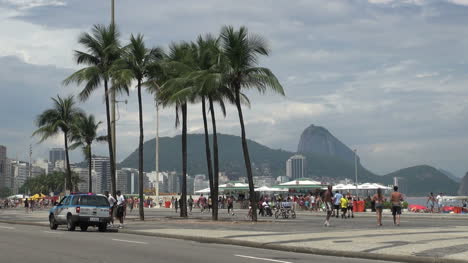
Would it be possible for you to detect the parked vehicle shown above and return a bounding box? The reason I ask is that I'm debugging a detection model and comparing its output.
[49,193,111,232]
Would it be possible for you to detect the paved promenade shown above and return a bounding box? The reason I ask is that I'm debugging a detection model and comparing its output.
[1,207,468,262]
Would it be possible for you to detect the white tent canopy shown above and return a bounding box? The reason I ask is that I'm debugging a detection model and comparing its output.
[279,179,322,186]
[333,184,357,190]
[358,183,392,190]
[195,188,213,194]
[255,186,288,192]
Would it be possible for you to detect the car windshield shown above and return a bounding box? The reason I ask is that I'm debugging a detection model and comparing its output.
[79,196,109,207]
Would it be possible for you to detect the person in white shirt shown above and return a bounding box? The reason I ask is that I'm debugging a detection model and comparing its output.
[105,191,116,226]
[116,191,126,228]
[436,193,443,213]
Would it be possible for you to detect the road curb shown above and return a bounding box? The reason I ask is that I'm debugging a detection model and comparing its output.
[1,219,466,263]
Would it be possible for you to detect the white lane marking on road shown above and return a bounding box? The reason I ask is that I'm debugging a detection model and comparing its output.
[234,254,293,263]
[111,239,148,245]
[43,231,62,234]
[0,225,15,230]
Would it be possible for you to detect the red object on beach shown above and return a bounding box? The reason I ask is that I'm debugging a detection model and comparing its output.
[164,201,171,208]
[453,207,462,214]
[442,206,454,212]
[409,204,426,210]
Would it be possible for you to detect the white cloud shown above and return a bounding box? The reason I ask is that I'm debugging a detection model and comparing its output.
[446,0,468,6]
[1,0,65,9]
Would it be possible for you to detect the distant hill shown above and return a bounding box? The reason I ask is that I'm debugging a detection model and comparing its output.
[119,133,376,181]
[439,169,461,183]
[458,172,468,195]
[381,165,459,196]
[297,124,359,165]
[119,131,458,196]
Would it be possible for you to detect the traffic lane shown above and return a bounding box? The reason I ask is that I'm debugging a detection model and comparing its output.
[0,223,396,263]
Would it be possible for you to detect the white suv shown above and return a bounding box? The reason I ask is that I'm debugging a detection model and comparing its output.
[49,193,111,232]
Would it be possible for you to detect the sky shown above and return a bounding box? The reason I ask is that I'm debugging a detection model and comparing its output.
[1,0,468,177]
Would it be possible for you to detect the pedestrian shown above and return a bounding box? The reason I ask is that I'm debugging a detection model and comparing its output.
[174,197,179,213]
[436,193,443,213]
[427,192,436,213]
[199,194,207,213]
[346,193,354,218]
[324,185,333,227]
[129,197,134,213]
[188,195,193,214]
[105,191,116,227]
[333,191,343,218]
[24,198,29,213]
[373,188,385,226]
[116,191,125,228]
[159,198,163,208]
[208,196,212,212]
[227,195,235,216]
[391,186,404,226]
[340,195,348,219]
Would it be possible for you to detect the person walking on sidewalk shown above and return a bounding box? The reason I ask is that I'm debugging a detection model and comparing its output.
[199,194,207,213]
[116,191,125,229]
[333,191,343,218]
[373,188,386,226]
[24,198,29,213]
[340,195,348,219]
[188,195,194,214]
[324,185,333,227]
[427,192,436,213]
[105,191,116,227]
[391,186,404,226]
[174,197,179,213]
[346,192,354,218]
[227,195,235,216]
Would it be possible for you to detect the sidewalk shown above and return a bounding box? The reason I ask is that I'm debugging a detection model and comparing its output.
[1,208,468,263]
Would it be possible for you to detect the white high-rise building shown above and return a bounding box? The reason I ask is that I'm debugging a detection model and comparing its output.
[34,159,53,175]
[286,154,306,180]
[12,161,29,194]
[73,167,97,193]
[92,156,111,194]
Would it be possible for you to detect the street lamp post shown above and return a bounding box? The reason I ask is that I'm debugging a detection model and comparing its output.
[155,100,160,206]
[354,149,358,197]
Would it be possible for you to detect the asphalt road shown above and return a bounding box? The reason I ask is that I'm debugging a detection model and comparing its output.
[0,223,396,263]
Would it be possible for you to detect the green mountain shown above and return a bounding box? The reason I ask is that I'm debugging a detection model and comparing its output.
[381,165,458,196]
[119,134,458,196]
[120,133,375,181]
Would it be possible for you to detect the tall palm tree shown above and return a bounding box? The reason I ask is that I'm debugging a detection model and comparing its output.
[33,95,83,191]
[116,34,164,220]
[69,114,105,193]
[219,26,284,221]
[158,42,195,218]
[63,24,125,197]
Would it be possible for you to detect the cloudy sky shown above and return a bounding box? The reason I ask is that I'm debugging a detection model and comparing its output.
[1,0,468,177]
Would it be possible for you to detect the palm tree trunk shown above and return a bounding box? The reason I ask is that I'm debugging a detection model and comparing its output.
[208,96,219,221]
[180,103,188,218]
[235,88,257,221]
[88,144,92,193]
[201,97,214,209]
[64,131,72,192]
[104,79,116,197]
[137,79,145,221]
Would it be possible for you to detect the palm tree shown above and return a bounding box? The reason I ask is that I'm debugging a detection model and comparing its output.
[33,95,83,191]
[219,26,284,221]
[69,114,105,193]
[63,24,125,197]
[116,34,164,220]
[158,42,196,218]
